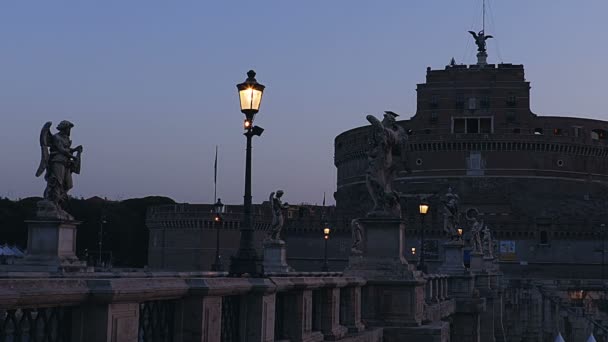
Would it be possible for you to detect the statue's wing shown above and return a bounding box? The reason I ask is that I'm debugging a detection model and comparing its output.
[468,31,477,39]
[269,192,275,208]
[35,122,52,177]
[485,35,494,40]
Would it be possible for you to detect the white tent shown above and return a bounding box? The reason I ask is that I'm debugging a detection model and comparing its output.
[554,332,565,342]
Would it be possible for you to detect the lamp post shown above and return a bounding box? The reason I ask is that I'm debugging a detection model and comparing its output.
[417,201,429,272]
[211,198,224,271]
[98,216,107,267]
[323,225,331,272]
[601,223,606,287]
[230,70,265,276]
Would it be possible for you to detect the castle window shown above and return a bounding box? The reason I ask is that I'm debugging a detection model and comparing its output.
[454,118,465,133]
[507,95,516,107]
[506,110,516,122]
[480,118,492,133]
[468,97,477,110]
[455,94,465,109]
[573,126,582,137]
[480,96,490,109]
[430,95,439,108]
[534,128,543,135]
[540,231,549,244]
[467,119,479,133]
[453,117,493,134]
[430,111,438,122]
[554,128,562,136]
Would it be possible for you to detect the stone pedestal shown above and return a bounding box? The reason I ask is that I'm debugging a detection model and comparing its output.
[476,51,488,66]
[438,240,466,275]
[345,218,416,279]
[6,219,86,272]
[483,256,497,272]
[345,217,426,328]
[262,239,293,274]
[470,252,484,273]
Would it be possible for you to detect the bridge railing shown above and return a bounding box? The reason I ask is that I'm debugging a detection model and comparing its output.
[0,272,367,342]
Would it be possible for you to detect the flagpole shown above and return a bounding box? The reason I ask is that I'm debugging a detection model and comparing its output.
[214,145,218,203]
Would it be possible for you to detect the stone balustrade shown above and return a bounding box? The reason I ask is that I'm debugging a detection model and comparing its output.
[422,274,455,324]
[0,271,381,342]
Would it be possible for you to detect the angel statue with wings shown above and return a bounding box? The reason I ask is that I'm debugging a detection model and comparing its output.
[365,111,410,218]
[35,121,83,219]
[468,30,493,53]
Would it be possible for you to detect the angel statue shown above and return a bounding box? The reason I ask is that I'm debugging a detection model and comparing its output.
[470,218,484,254]
[441,187,461,240]
[482,225,494,258]
[468,30,493,53]
[35,121,83,220]
[365,111,410,218]
[350,219,363,254]
[268,190,289,241]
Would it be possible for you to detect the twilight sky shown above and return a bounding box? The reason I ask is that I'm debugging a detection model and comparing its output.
[1,0,607,205]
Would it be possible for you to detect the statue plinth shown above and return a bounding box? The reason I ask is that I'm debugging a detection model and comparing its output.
[470,252,484,272]
[262,239,293,274]
[346,217,426,327]
[6,214,87,272]
[438,240,467,275]
[483,256,498,273]
[476,51,488,66]
[345,217,417,279]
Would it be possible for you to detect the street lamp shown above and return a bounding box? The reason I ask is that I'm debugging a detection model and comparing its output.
[417,201,429,272]
[601,223,606,287]
[98,216,107,267]
[230,70,265,276]
[211,198,224,271]
[323,225,331,272]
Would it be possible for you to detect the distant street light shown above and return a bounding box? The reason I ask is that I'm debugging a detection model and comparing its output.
[98,216,107,267]
[323,224,331,272]
[417,201,429,272]
[211,198,224,271]
[230,70,266,276]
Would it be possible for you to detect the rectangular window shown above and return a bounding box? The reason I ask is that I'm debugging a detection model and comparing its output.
[480,118,492,133]
[480,96,490,109]
[554,128,562,136]
[452,117,493,134]
[454,119,465,133]
[468,98,477,110]
[467,118,479,133]
[430,111,438,122]
[506,110,516,122]
[456,94,465,109]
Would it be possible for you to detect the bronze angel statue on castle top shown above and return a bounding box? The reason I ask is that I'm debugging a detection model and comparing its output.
[468,30,493,53]
[35,121,83,219]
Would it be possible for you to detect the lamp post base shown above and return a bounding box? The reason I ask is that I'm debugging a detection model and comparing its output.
[229,251,261,277]
[211,258,224,272]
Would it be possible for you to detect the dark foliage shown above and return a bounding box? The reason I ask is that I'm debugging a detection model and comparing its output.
[0,196,175,267]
